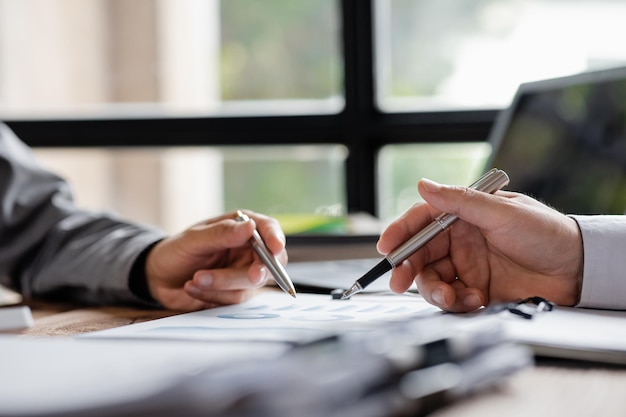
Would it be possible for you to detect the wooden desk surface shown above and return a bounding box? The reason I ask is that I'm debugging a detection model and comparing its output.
[8,300,626,417]
[14,300,179,337]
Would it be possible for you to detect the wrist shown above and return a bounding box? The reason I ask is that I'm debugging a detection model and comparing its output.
[128,240,162,304]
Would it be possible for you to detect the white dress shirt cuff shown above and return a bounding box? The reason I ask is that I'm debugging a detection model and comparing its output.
[570,215,626,310]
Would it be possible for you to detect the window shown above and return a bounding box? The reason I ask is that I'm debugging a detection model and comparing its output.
[375,0,626,111]
[0,0,342,117]
[377,142,491,225]
[372,0,626,223]
[34,144,347,234]
[3,0,622,233]
[1,0,346,234]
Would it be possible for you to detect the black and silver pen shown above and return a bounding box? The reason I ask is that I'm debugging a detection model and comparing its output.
[341,168,510,300]
[235,210,296,298]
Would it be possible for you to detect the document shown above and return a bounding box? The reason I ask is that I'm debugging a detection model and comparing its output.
[0,336,287,417]
[0,298,528,417]
[84,289,626,364]
[84,292,440,344]
[498,306,626,364]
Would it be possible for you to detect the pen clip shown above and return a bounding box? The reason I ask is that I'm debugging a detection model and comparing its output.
[235,210,250,223]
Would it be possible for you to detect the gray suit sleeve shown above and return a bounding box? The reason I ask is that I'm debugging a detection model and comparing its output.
[0,123,166,305]
[570,215,626,310]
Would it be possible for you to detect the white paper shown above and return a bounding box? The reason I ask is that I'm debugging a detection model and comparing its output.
[501,306,626,363]
[0,337,287,416]
[84,292,441,344]
[0,306,33,331]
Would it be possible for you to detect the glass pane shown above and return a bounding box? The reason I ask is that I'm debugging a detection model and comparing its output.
[220,0,342,112]
[221,146,346,212]
[0,0,342,118]
[33,144,348,235]
[375,0,626,111]
[376,142,491,225]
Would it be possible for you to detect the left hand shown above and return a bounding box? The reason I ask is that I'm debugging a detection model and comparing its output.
[144,210,287,311]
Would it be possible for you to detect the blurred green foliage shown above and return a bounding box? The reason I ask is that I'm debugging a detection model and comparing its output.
[220,0,341,100]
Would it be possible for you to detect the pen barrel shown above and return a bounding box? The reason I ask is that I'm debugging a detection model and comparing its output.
[470,168,510,194]
[387,214,457,267]
[387,168,509,268]
[249,230,294,294]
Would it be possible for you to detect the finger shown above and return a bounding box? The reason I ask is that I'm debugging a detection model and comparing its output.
[388,259,418,294]
[243,210,287,258]
[386,227,452,294]
[414,260,486,313]
[185,281,261,306]
[156,287,213,312]
[184,216,287,270]
[377,202,439,255]
[191,265,270,292]
[231,210,288,267]
[183,219,257,256]
[417,178,515,231]
[413,255,462,308]
[414,266,456,310]
[443,285,484,313]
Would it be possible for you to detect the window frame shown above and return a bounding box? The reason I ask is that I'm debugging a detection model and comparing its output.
[4,0,497,217]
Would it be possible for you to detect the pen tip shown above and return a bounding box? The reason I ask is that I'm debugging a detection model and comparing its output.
[289,289,296,298]
[340,284,360,300]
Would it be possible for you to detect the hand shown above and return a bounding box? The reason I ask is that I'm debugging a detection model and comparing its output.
[377,178,584,312]
[144,210,287,311]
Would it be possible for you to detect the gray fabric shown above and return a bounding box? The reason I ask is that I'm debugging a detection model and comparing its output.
[0,122,165,305]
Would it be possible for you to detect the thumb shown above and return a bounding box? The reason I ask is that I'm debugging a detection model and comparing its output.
[187,219,256,253]
[417,178,510,231]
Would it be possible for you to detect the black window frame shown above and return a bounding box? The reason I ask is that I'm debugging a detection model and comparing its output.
[4,0,497,217]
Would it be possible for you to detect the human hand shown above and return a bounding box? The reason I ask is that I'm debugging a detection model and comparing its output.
[144,210,287,311]
[377,178,583,312]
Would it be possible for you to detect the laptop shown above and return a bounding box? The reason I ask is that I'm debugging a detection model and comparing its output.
[485,66,626,215]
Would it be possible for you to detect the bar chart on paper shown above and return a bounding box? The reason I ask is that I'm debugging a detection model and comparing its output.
[83,292,440,344]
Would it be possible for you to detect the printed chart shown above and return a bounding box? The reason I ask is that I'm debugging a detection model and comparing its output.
[84,292,440,344]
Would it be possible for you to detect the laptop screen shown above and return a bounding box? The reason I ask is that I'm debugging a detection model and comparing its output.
[485,66,626,215]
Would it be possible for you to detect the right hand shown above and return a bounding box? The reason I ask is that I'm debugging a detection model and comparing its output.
[144,210,287,311]
[377,178,584,312]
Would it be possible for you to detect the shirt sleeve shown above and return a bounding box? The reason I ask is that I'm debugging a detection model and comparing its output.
[570,215,626,310]
[0,122,166,306]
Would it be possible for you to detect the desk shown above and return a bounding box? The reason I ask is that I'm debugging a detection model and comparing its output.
[9,300,626,417]
[15,300,178,337]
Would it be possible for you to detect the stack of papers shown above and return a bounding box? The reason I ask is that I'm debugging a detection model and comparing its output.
[1,293,531,417]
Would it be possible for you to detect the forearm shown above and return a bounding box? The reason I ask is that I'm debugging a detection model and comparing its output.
[17,211,165,305]
[0,122,166,305]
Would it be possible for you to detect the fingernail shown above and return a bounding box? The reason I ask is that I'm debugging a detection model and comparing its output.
[432,288,446,306]
[258,267,269,284]
[464,294,482,309]
[421,178,441,192]
[197,273,213,287]
[187,284,201,296]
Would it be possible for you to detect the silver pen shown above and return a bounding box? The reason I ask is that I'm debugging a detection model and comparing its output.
[235,210,296,298]
[341,168,510,300]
